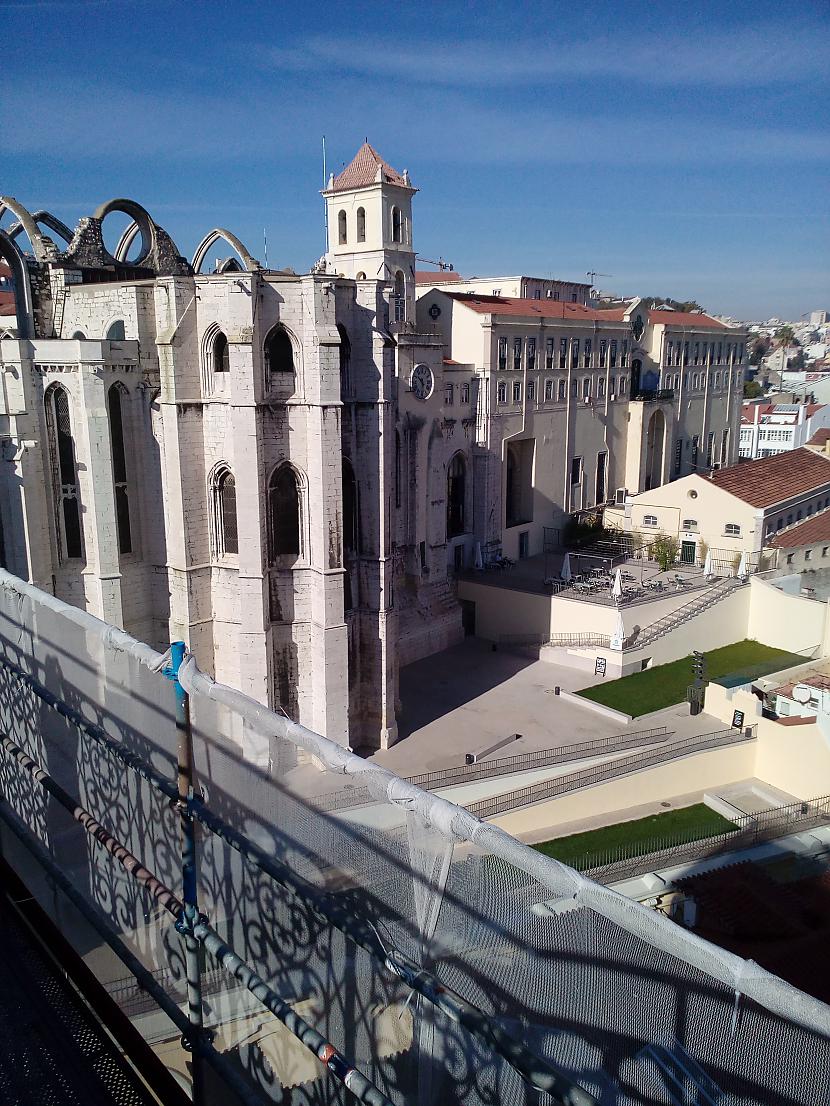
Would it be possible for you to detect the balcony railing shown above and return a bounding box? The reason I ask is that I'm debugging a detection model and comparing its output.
[632,388,675,402]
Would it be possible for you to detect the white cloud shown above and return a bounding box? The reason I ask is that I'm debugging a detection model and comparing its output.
[263,23,829,89]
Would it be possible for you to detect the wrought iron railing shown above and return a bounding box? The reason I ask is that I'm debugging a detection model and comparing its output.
[582,793,830,884]
[318,726,673,811]
[465,726,755,821]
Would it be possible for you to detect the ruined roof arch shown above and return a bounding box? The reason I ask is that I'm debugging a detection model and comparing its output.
[0,228,35,339]
[92,198,156,267]
[6,209,73,247]
[0,197,58,262]
[191,228,260,274]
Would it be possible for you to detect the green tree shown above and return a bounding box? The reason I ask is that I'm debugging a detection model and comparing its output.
[749,336,770,365]
[743,379,763,398]
[651,532,680,572]
[776,325,795,344]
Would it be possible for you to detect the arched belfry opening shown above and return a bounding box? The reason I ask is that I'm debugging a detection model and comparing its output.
[645,409,666,491]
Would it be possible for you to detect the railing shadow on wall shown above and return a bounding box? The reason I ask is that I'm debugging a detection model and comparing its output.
[0,588,827,1106]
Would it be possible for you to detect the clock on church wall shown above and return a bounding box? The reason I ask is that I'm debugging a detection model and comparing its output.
[410,363,434,400]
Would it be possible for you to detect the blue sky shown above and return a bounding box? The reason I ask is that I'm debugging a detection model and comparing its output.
[2,0,828,320]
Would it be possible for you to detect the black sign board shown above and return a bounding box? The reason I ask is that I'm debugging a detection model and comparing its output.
[732,709,745,730]
[595,657,607,678]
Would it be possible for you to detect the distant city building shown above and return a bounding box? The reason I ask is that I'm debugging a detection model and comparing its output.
[739,400,830,460]
[416,272,591,305]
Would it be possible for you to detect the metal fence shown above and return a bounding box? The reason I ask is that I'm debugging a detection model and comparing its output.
[583,793,830,885]
[466,726,755,820]
[318,726,674,811]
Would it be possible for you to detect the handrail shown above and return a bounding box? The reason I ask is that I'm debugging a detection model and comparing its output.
[319,726,673,810]
[0,648,598,1106]
[466,727,755,820]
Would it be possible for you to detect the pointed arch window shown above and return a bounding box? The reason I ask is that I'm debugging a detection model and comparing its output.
[337,324,352,399]
[447,453,467,538]
[394,270,405,323]
[213,331,230,373]
[338,210,347,245]
[45,384,83,560]
[264,325,295,386]
[108,384,132,555]
[268,465,302,560]
[342,458,358,555]
[391,207,402,243]
[356,207,366,243]
[211,465,238,558]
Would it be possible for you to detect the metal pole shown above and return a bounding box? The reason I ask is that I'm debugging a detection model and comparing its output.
[166,641,207,1102]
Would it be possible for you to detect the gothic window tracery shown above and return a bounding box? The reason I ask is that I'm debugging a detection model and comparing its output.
[107,383,132,555]
[211,465,238,558]
[268,465,302,559]
[45,384,83,560]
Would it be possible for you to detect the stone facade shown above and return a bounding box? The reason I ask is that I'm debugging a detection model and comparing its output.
[0,151,747,754]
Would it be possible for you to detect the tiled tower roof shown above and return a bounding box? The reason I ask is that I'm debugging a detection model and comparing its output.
[329,142,411,192]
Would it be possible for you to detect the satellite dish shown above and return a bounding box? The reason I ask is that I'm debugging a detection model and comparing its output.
[792,684,813,704]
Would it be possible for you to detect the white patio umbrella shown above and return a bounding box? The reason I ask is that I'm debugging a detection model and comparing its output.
[737,550,748,578]
[703,549,713,577]
[611,568,624,601]
[610,609,626,650]
[474,541,483,570]
[561,552,572,582]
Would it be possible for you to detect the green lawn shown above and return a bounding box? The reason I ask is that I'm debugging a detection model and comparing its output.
[533,803,736,870]
[577,640,804,718]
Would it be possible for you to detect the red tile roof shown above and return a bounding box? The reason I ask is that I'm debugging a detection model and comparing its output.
[707,448,830,508]
[768,508,830,549]
[329,142,409,193]
[809,428,830,446]
[416,270,462,284]
[649,309,730,329]
[446,294,627,322]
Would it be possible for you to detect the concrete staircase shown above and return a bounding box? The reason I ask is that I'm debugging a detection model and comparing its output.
[633,576,749,648]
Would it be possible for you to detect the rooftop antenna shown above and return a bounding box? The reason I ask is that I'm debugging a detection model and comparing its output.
[263,228,268,270]
[322,135,329,253]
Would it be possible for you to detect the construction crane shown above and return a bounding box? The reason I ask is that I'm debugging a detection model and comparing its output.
[417,256,455,272]
[586,270,612,287]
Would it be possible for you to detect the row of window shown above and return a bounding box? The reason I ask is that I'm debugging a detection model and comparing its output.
[496,375,630,405]
[758,428,793,441]
[661,369,743,392]
[203,322,358,400]
[671,429,731,475]
[569,451,609,503]
[664,339,745,367]
[497,335,630,372]
[766,497,830,536]
[337,205,407,245]
[444,382,471,406]
[642,514,742,537]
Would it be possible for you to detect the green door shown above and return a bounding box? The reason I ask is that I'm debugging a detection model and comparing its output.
[681,540,696,565]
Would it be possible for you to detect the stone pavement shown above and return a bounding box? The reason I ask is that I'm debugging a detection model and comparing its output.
[372,638,727,777]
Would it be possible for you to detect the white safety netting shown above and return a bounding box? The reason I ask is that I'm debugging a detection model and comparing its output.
[0,569,827,1106]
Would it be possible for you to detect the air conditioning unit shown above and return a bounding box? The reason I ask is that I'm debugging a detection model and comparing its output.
[615,488,627,506]
[583,395,592,404]
[712,461,722,470]
[609,392,616,401]
[545,289,553,298]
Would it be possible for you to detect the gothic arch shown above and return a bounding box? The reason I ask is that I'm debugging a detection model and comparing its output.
[446,450,468,538]
[6,208,73,247]
[92,198,157,267]
[0,229,34,339]
[267,462,306,561]
[0,197,57,262]
[191,228,260,274]
[209,461,238,558]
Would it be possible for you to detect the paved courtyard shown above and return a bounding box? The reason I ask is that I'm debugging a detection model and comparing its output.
[372,638,725,776]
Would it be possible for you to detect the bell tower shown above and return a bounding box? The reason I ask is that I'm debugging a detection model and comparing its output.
[322,142,416,323]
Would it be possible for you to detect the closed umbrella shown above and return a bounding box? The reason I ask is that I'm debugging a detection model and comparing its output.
[561,552,572,582]
[610,609,626,650]
[703,549,713,577]
[737,550,748,578]
[612,568,624,601]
